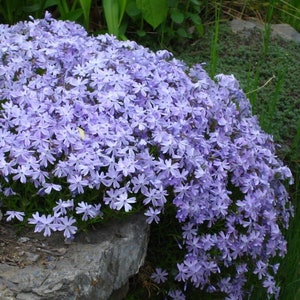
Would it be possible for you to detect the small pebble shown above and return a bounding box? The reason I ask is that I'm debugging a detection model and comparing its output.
[17,237,30,243]
[25,252,40,263]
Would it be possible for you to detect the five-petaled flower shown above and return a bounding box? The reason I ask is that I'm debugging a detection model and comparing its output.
[76,202,98,221]
[56,216,77,239]
[5,211,25,222]
[151,267,168,284]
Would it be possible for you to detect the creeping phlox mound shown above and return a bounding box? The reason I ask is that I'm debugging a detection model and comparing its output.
[0,13,293,299]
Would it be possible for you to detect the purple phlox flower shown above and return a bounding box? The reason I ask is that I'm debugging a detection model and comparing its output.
[38,148,56,167]
[263,275,277,295]
[151,267,168,284]
[194,166,205,179]
[182,223,197,241]
[56,216,77,239]
[174,183,191,199]
[28,212,42,226]
[12,165,31,183]
[53,198,74,215]
[144,207,161,224]
[271,263,280,274]
[42,183,62,194]
[167,289,186,300]
[103,164,123,188]
[143,187,167,207]
[31,168,49,186]
[32,214,57,237]
[92,203,104,218]
[115,156,136,177]
[104,188,120,209]
[254,260,267,280]
[52,212,63,224]
[131,173,148,193]
[112,191,136,212]
[156,158,180,177]
[76,201,97,220]
[5,210,25,222]
[186,236,202,254]
[68,175,89,194]
[132,81,150,96]
[3,188,16,197]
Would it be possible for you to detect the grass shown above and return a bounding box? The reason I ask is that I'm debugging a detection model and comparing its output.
[126,16,300,300]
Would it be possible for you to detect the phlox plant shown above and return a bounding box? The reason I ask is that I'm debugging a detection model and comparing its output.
[0,13,294,299]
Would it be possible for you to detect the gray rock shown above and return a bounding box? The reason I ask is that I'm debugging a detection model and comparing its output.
[272,23,300,42]
[17,237,30,244]
[229,19,300,43]
[230,19,264,33]
[0,213,149,300]
[24,252,40,263]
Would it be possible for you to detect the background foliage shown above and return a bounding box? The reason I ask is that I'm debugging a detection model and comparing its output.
[0,1,300,40]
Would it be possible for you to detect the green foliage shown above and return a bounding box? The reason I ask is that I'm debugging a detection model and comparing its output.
[0,0,92,30]
[0,0,56,24]
[276,0,300,31]
[136,0,168,29]
[56,0,92,30]
[209,2,221,78]
[103,0,128,39]
[1,1,300,43]
[79,0,92,29]
[104,0,204,43]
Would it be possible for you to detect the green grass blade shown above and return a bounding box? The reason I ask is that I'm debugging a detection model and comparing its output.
[209,3,221,78]
[103,0,120,36]
[118,0,127,27]
[79,0,92,29]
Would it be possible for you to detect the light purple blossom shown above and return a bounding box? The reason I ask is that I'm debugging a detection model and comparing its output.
[31,214,57,237]
[28,212,42,226]
[112,191,136,212]
[56,216,77,238]
[5,210,25,221]
[76,201,97,220]
[92,203,104,218]
[53,199,74,215]
[68,175,89,194]
[144,207,161,224]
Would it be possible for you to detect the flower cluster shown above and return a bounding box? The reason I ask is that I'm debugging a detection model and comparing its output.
[0,14,293,299]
